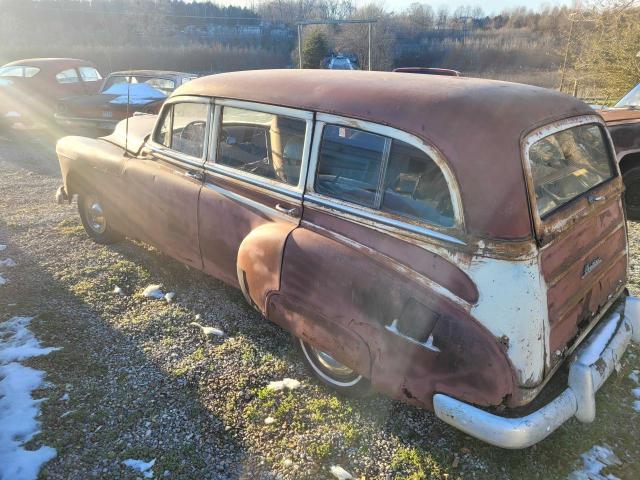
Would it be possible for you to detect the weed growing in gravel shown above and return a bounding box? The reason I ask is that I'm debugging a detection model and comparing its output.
[56,218,84,236]
[390,445,449,480]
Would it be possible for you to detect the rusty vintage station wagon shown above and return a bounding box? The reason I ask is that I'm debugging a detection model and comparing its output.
[55,70,640,448]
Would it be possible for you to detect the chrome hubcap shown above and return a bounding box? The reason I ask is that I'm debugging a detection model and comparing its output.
[85,197,106,234]
[309,345,354,377]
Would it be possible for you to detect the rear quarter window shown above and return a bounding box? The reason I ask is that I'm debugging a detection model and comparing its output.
[527,123,614,217]
[315,124,455,228]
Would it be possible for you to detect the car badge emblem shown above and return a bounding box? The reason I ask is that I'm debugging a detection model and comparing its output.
[582,257,602,278]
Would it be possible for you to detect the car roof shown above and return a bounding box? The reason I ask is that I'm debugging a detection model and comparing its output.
[2,58,96,69]
[108,70,192,78]
[174,69,596,240]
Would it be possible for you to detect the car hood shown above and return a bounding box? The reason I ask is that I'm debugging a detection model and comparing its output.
[599,108,640,124]
[101,113,157,155]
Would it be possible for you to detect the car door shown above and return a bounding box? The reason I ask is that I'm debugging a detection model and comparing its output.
[124,96,210,268]
[198,100,312,312]
[269,114,487,401]
[54,67,87,98]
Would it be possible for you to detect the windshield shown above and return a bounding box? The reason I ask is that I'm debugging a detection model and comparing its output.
[102,75,176,94]
[527,123,614,217]
[615,83,640,108]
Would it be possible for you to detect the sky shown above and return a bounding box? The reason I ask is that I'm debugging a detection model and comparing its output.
[206,0,575,16]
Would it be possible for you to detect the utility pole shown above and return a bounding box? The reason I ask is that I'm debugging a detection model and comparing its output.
[368,23,372,70]
[298,24,303,69]
[559,14,575,93]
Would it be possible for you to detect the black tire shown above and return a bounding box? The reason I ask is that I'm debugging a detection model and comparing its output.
[623,165,640,220]
[77,192,123,245]
[294,336,372,397]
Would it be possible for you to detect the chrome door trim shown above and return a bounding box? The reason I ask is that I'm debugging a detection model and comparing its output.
[203,181,298,224]
[305,193,466,246]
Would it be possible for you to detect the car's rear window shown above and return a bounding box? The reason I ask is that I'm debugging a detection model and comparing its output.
[528,123,614,217]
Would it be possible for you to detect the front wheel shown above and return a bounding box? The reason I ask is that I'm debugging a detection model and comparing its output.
[77,192,123,244]
[295,337,371,397]
[623,165,640,220]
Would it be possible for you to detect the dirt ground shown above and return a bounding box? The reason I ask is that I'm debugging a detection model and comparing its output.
[0,131,638,480]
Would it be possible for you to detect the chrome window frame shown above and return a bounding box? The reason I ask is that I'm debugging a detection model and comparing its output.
[305,113,466,244]
[205,98,314,197]
[521,114,619,224]
[147,95,213,167]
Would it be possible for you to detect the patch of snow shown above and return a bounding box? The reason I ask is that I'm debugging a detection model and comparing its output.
[629,370,640,384]
[113,286,124,296]
[568,444,621,480]
[0,316,59,480]
[122,458,155,478]
[578,315,618,366]
[264,416,275,425]
[267,378,301,391]
[59,410,75,419]
[0,273,6,286]
[0,258,17,268]
[0,245,6,251]
[142,284,164,299]
[59,393,69,402]
[330,465,353,480]
[0,316,60,363]
[189,322,224,337]
[164,292,175,303]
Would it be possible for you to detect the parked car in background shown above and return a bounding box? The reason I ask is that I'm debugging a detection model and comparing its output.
[55,70,197,132]
[599,83,640,218]
[327,55,355,70]
[55,70,640,448]
[0,58,102,131]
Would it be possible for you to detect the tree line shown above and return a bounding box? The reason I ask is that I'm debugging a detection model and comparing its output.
[0,0,638,99]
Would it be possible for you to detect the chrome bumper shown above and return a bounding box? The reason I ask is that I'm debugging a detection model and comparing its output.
[433,296,640,449]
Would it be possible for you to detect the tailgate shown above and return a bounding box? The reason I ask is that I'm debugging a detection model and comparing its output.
[523,116,627,372]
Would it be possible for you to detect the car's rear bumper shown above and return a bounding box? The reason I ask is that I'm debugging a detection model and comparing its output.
[433,296,640,449]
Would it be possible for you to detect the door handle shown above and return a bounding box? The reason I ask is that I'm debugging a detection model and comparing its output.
[185,170,203,181]
[275,203,301,218]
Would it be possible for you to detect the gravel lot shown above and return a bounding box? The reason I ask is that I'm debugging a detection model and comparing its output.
[0,132,639,480]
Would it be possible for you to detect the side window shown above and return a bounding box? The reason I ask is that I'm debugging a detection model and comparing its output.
[154,105,172,147]
[170,103,208,158]
[56,69,80,84]
[24,67,40,78]
[79,67,102,82]
[217,106,306,186]
[382,140,454,227]
[315,125,388,207]
[315,124,455,228]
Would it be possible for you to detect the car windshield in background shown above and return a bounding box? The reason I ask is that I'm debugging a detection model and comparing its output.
[0,65,40,77]
[528,124,614,217]
[102,75,176,94]
[615,83,640,108]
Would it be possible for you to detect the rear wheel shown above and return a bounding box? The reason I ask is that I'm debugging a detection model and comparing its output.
[623,165,640,220]
[77,192,123,244]
[295,337,371,397]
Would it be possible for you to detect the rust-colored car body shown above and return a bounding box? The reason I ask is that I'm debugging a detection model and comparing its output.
[0,58,101,130]
[55,70,640,447]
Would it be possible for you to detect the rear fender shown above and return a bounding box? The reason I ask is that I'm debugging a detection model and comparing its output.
[236,222,297,314]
